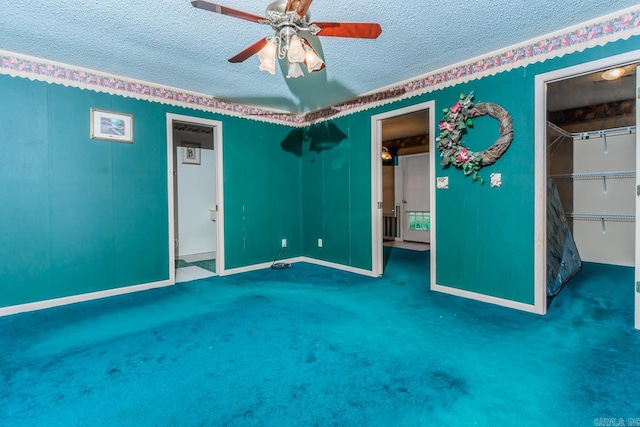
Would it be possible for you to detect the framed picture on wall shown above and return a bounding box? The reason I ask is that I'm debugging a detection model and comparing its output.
[182,142,201,165]
[90,108,133,143]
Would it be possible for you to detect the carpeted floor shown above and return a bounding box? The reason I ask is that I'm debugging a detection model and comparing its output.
[1,248,638,426]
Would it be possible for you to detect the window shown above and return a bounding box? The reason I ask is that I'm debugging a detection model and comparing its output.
[407,211,430,231]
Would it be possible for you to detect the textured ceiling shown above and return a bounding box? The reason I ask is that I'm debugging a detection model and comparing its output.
[1,1,637,113]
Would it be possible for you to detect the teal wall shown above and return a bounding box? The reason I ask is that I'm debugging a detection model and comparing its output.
[223,121,303,269]
[0,75,301,308]
[1,36,638,310]
[304,37,640,305]
[301,114,372,269]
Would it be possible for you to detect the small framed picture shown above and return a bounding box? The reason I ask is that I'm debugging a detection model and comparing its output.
[90,108,133,143]
[182,143,201,165]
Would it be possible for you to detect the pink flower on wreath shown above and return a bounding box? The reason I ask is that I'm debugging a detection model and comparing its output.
[456,148,470,163]
[439,120,455,132]
[450,101,462,114]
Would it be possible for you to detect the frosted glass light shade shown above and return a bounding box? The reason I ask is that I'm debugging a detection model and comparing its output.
[286,62,304,78]
[304,48,324,72]
[287,36,305,63]
[258,39,277,75]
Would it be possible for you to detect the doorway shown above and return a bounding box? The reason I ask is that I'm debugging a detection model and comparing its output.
[371,101,435,277]
[166,113,225,283]
[535,50,640,328]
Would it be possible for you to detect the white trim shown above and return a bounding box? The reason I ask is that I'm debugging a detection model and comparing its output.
[214,121,226,276]
[533,70,548,316]
[305,6,640,124]
[534,49,640,320]
[218,256,377,277]
[0,279,173,317]
[428,108,437,290]
[2,6,638,127]
[370,116,383,277]
[219,257,302,276]
[301,257,378,277]
[370,101,435,277]
[637,65,640,331]
[166,113,225,279]
[431,283,539,314]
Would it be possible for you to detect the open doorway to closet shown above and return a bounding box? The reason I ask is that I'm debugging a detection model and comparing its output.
[536,51,640,328]
[166,113,225,284]
[371,101,435,277]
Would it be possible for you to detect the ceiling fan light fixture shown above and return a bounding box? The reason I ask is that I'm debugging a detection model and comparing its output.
[601,67,626,81]
[287,35,306,63]
[303,43,324,72]
[257,38,277,74]
[286,61,304,78]
[191,0,382,78]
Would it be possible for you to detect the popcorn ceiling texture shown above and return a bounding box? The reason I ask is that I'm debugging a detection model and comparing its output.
[0,0,638,114]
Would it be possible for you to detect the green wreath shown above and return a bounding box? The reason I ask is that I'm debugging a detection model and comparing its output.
[437,92,514,184]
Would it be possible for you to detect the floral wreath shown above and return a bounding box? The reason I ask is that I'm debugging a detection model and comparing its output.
[437,92,513,184]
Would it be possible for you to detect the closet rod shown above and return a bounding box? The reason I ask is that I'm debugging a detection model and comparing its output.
[549,170,635,180]
[568,212,635,222]
[573,125,636,140]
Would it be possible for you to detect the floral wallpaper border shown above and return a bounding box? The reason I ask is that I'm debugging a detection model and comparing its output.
[1,6,639,127]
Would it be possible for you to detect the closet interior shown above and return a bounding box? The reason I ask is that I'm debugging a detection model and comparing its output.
[546,63,637,297]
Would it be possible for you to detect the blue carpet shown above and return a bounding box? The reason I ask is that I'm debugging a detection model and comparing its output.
[1,249,639,426]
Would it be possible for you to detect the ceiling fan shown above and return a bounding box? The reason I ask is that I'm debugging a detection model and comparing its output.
[191,0,382,78]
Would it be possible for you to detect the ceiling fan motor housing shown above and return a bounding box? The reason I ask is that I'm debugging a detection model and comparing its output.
[266,0,311,21]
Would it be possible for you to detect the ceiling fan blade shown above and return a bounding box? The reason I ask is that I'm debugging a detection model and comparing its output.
[228,38,268,63]
[313,22,382,39]
[285,0,314,18]
[191,0,265,23]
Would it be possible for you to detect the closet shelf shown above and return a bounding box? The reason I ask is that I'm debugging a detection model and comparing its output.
[573,126,636,140]
[549,170,635,180]
[568,212,635,222]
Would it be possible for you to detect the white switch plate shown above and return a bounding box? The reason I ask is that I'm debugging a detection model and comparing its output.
[437,177,449,189]
[318,238,323,247]
[490,173,502,188]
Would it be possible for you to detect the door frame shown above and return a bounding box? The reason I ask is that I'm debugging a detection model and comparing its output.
[534,49,640,324]
[166,113,225,282]
[370,101,435,278]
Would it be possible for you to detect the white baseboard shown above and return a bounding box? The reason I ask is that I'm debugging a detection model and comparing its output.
[300,257,378,277]
[214,256,377,278]
[431,283,543,314]
[0,279,173,317]
[0,256,375,317]
[219,257,305,276]
[1,262,536,318]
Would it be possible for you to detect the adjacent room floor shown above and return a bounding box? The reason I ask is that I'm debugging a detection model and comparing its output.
[176,252,216,283]
[1,248,638,426]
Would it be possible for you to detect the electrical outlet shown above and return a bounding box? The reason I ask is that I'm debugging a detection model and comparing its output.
[281,239,287,248]
[318,238,323,247]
